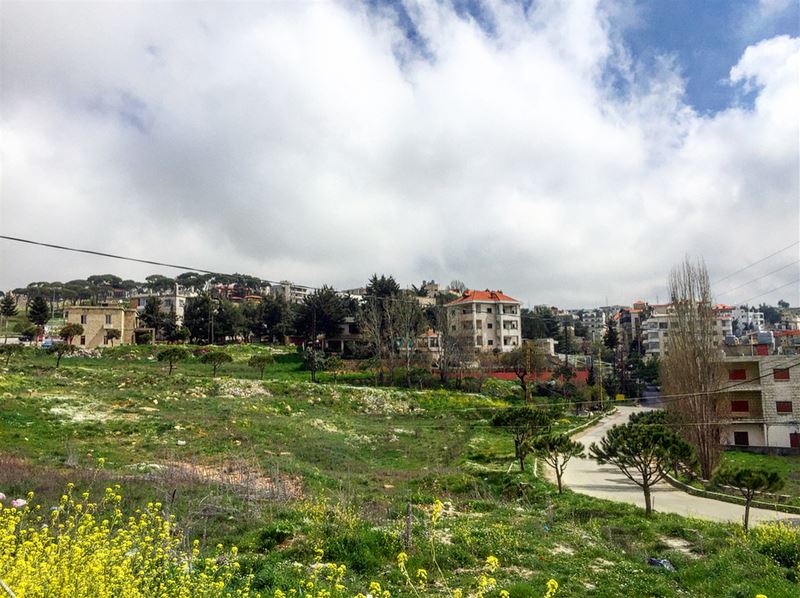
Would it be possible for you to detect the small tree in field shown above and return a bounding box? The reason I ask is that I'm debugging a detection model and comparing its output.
[157,346,189,375]
[325,354,344,384]
[58,323,84,345]
[1,293,18,343]
[0,344,23,366]
[248,353,274,379]
[531,433,585,494]
[590,420,695,516]
[712,466,785,531]
[28,296,50,337]
[105,328,122,346]
[491,406,552,472]
[200,350,232,377]
[48,343,75,368]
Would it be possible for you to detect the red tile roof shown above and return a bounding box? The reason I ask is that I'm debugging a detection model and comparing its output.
[775,330,800,337]
[446,289,520,305]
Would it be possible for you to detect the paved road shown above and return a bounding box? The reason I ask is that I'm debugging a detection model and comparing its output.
[557,406,790,524]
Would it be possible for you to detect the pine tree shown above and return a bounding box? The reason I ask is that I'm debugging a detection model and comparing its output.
[28,296,51,329]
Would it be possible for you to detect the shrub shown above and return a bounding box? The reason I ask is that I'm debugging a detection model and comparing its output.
[481,378,518,401]
[0,486,252,597]
[750,521,800,569]
[257,520,296,552]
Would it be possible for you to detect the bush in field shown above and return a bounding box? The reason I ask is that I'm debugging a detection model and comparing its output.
[0,344,23,366]
[157,346,190,375]
[750,521,800,570]
[481,378,518,402]
[200,349,233,377]
[47,342,75,367]
[248,353,274,379]
[0,486,251,597]
[712,466,784,532]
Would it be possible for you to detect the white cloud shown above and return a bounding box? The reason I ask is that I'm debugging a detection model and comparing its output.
[0,0,797,307]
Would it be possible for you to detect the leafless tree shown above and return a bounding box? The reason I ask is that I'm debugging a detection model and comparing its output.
[661,256,726,479]
[357,300,385,383]
[434,306,471,384]
[392,296,428,386]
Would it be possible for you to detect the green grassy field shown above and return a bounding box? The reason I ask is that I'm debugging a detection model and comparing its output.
[1,346,799,596]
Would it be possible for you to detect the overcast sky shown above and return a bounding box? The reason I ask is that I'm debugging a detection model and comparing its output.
[1,0,798,308]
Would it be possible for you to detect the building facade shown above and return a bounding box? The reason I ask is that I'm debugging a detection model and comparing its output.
[445,290,521,352]
[580,310,607,342]
[721,353,800,449]
[64,305,138,348]
[643,303,734,358]
[270,281,312,305]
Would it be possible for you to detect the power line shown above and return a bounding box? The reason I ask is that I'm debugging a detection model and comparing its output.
[711,240,800,285]
[0,235,222,276]
[737,278,800,306]
[716,259,800,297]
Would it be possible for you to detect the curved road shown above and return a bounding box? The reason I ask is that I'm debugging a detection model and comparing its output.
[557,406,790,524]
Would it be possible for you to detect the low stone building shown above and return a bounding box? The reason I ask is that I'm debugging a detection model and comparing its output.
[64,305,138,348]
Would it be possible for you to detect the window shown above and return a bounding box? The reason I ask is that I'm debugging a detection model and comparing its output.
[79,336,86,346]
[733,431,749,446]
[487,340,493,346]
[105,314,112,325]
[486,308,492,314]
[777,401,793,414]
[476,336,483,346]
[728,369,747,381]
[476,320,482,329]
[730,400,749,413]
[80,315,87,325]
[429,338,439,348]
[791,433,800,449]
[774,369,790,381]
[103,335,109,346]
[475,305,481,313]
[487,323,493,329]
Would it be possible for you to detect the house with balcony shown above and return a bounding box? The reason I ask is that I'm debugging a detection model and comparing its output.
[643,303,734,358]
[721,350,800,450]
[129,286,197,324]
[65,305,138,348]
[445,289,521,352]
[270,281,312,305]
[580,310,607,342]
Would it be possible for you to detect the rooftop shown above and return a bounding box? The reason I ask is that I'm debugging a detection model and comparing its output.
[446,289,520,305]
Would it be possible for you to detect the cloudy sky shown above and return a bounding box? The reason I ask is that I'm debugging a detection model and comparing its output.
[1,0,798,308]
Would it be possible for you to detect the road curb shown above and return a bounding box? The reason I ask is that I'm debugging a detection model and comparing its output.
[662,472,800,515]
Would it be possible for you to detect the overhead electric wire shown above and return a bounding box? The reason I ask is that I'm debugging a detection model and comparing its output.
[716,259,800,297]
[0,235,223,277]
[711,240,800,285]
[737,278,800,306]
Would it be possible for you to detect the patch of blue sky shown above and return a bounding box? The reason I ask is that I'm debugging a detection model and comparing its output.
[618,0,798,114]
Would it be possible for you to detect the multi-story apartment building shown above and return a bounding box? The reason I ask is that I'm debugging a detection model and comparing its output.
[129,286,197,324]
[614,300,650,351]
[643,303,734,358]
[445,290,521,352]
[731,306,765,334]
[580,310,607,342]
[270,281,311,305]
[64,305,138,348]
[721,351,800,449]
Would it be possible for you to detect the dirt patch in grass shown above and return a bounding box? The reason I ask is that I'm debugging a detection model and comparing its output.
[156,460,303,500]
[659,535,700,559]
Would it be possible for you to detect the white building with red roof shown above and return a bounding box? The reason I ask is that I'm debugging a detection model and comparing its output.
[445,289,522,352]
